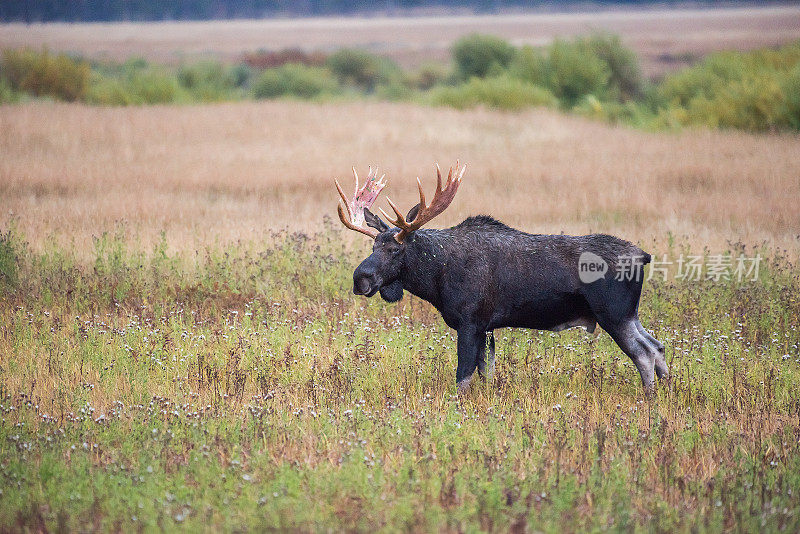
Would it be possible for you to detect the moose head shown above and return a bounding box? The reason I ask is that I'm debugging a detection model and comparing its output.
[335,162,465,303]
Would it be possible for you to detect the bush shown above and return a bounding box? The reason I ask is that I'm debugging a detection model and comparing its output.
[87,63,185,105]
[656,41,800,131]
[325,49,401,92]
[1,48,90,101]
[229,63,252,89]
[509,37,631,109]
[177,61,240,101]
[0,76,19,103]
[127,68,184,104]
[781,63,800,130]
[242,48,327,70]
[574,95,654,127]
[428,76,556,111]
[508,46,549,85]
[585,33,643,101]
[376,79,413,101]
[657,53,741,107]
[688,75,788,131]
[0,224,21,289]
[412,62,450,91]
[252,64,339,100]
[452,34,516,80]
[548,39,610,108]
[86,75,134,105]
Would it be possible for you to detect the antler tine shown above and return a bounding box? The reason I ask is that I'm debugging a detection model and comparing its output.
[390,161,465,243]
[335,178,353,221]
[416,177,427,210]
[337,203,378,239]
[381,197,408,227]
[378,207,401,229]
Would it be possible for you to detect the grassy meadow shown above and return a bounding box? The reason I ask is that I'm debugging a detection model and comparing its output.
[1,97,800,531]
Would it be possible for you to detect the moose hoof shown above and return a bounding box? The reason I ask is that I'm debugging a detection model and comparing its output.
[456,376,473,395]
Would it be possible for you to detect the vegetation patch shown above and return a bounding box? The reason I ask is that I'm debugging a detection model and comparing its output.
[3,37,800,131]
[1,228,799,531]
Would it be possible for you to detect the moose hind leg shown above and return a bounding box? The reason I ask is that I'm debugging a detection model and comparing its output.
[635,319,669,380]
[477,331,495,380]
[604,319,657,392]
[456,327,486,393]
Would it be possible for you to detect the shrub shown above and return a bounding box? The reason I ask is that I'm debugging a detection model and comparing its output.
[127,68,184,104]
[548,39,610,108]
[325,49,401,91]
[687,75,788,131]
[242,48,326,69]
[574,95,655,127]
[0,76,19,103]
[585,33,643,101]
[781,63,800,130]
[0,224,21,289]
[657,53,741,107]
[230,63,252,88]
[452,34,516,80]
[656,41,800,131]
[509,38,622,109]
[87,63,185,105]
[177,61,239,101]
[1,48,89,101]
[412,62,450,91]
[86,58,187,105]
[376,79,413,101]
[428,76,556,111]
[508,45,549,85]
[252,64,339,99]
[86,75,134,105]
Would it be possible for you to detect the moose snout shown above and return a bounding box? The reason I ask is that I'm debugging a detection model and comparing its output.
[353,268,380,296]
[353,276,371,295]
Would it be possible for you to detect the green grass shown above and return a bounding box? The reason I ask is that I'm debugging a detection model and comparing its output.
[1,225,799,531]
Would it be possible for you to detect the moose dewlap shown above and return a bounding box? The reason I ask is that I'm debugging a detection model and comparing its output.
[336,162,668,393]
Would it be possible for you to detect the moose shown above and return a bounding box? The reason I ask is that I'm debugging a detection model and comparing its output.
[335,162,668,393]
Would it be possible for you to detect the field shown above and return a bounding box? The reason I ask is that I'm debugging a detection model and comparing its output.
[2,6,800,75]
[1,99,799,531]
[3,101,800,254]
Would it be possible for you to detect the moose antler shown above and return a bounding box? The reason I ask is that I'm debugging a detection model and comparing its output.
[380,161,465,243]
[335,166,387,239]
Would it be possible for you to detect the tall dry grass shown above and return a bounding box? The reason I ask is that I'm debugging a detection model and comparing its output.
[1,100,799,256]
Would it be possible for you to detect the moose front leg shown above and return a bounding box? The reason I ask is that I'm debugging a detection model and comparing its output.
[456,327,486,393]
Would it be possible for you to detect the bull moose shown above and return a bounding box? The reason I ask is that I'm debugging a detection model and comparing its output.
[335,162,668,393]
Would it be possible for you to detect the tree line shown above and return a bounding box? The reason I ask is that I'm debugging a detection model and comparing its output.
[3,0,703,23]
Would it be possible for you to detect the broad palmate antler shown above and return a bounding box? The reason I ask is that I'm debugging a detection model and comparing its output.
[335,166,387,239]
[380,161,465,243]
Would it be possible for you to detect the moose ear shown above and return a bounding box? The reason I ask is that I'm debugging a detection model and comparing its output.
[363,209,389,233]
[379,280,404,302]
[405,203,420,223]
